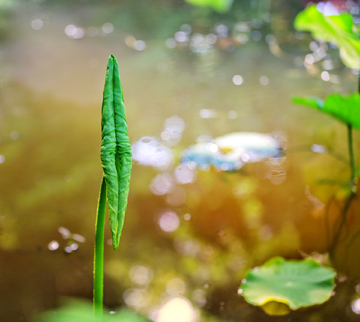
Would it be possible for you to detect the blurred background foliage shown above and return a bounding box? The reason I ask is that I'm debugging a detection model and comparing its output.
[1,0,360,321]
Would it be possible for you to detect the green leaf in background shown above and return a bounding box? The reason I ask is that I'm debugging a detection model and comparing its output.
[294,4,360,69]
[292,93,360,129]
[35,299,150,322]
[100,55,132,250]
[239,257,335,316]
[184,0,233,13]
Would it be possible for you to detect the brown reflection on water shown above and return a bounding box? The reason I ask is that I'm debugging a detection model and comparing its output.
[1,2,360,322]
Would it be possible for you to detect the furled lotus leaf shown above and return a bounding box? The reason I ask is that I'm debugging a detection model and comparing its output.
[239,257,335,316]
[292,93,360,130]
[294,4,360,69]
[185,0,233,13]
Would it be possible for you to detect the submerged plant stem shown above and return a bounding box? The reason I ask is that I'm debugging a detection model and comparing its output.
[330,123,357,258]
[330,192,355,257]
[94,177,107,315]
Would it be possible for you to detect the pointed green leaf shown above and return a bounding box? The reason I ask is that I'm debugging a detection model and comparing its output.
[185,0,233,13]
[239,257,335,315]
[292,93,360,129]
[294,4,360,69]
[100,55,132,250]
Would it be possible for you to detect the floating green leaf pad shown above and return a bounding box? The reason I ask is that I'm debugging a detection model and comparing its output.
[185,0,233,13]
[239,257,335,315]
[294,4,360,69]
[37,299,150,322]
[292,93,360,130]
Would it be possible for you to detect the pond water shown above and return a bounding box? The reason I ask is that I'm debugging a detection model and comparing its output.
[1,0,360,321]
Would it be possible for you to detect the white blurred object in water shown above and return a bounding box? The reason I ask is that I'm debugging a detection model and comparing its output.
[132,136,173,170]
[182,132,283,172]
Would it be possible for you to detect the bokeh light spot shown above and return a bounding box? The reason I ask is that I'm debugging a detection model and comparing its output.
[158,211,180,232]
[206,34,217,44]
[232,75,243,85]
[199,109,217,118]
[259,76,269,85]
[133,40,146,51]
[102,23,114,34]
[165,38,176,48]
[215,24,228,36]
[175,31,188,43]
[352,299,360,314]
[180,24,192,34]
[251,30,262,41]
[167,278,186,296]
[132,137,173,170]
[266,34,276,45]
[156,297,196,322]
[31,19,43,30]
[123,288,149,308]
[129,265,153,286]
[150,173,173,195]
[166,186,186,207]
[10,131,19,140]
[175,165,196,184]
[48,241,59,251]
[321,71,330,81]
[228,110,237,119]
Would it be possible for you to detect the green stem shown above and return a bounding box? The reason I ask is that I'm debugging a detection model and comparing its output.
[94,177,107,315]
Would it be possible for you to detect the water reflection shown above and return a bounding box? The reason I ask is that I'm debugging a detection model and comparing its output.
[51,227,86,253]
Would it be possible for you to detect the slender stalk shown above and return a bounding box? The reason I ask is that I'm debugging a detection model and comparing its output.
[94,177,107,315]
[324,195,335,249]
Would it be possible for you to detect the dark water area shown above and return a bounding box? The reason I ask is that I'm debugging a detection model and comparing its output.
[1,0,360,321]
